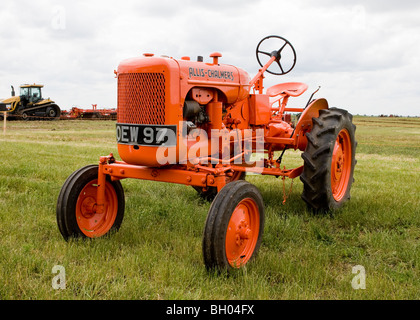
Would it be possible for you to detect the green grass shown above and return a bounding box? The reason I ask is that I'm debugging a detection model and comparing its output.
[0,117,419,299]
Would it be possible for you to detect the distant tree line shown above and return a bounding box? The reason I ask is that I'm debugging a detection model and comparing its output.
[355,114,419,118]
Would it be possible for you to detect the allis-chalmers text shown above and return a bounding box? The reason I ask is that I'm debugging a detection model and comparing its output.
[189,67,234,81]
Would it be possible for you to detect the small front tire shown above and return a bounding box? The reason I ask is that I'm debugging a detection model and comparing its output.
[56,165,125,240]
[202,180,264,271]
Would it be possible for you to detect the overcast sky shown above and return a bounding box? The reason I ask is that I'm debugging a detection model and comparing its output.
[1,0,419,116]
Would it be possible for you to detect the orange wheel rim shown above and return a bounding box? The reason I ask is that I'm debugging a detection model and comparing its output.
[225,198,260,268]
[331,129,352,201]
[76,179,118,238]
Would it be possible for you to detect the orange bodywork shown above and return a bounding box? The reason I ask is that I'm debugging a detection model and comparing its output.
[96,51,329,205]
[116,53,251,166]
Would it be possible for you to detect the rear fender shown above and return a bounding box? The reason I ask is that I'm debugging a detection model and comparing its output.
[294,98,329,150]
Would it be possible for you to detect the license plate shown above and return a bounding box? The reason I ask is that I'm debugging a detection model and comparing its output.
[116,123,177,147]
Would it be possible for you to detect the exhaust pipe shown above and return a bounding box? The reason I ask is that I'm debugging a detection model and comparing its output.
[11,85,15,97]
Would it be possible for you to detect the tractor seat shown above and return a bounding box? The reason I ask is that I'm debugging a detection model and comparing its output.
[266,82,308,97]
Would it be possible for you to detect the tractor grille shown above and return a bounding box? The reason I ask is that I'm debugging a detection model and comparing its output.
[117,73,166,124]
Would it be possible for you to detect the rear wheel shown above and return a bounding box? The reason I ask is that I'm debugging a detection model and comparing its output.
[46,104,61,120]
[300,108,357,212]
[56,165,125,240]
[202,180,264,271]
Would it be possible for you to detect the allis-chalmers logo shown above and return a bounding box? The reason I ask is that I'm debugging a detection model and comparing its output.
[188,67,234,81]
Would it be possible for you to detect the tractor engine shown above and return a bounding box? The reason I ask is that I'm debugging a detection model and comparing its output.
[116,53,251,167]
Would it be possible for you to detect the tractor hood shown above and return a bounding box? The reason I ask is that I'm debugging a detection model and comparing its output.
[0,96,19,104]
[117,53,251,105]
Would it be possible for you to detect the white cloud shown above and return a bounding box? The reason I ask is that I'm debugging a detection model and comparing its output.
[0,0,419,116]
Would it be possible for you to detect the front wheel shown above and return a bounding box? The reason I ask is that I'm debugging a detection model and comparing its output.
[202,180,264,271]
[56,165,125,240]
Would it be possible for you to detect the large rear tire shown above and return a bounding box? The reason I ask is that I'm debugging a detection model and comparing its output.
[46,104,61,120]
[300,108,357,212]
[56,165,125,240]
[202,180,264,271]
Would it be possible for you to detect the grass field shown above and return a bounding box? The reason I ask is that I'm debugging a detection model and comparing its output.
[0,116,419,300]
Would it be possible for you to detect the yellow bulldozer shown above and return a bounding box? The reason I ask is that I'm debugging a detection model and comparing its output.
[0,84,61,120]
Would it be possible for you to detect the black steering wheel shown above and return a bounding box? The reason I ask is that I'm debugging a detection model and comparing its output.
[256,35,297,75]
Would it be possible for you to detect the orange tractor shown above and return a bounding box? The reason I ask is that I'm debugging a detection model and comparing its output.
[57,36,356,271]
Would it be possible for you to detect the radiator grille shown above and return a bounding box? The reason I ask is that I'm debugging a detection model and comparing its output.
[117,73,166,124]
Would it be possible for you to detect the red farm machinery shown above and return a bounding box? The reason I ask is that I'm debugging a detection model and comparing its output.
[57,35,357,271]
[61,104,117,120]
